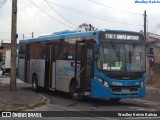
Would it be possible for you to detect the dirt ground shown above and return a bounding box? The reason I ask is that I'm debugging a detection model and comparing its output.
[147,73,160,88]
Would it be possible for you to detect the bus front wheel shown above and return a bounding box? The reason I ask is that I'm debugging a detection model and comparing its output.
[32,74,39,92]
[70,81,83,101]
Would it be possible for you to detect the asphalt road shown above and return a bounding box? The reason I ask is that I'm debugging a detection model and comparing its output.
[29,89,160,120]
[45,91,160,110]
[1,75,160,120]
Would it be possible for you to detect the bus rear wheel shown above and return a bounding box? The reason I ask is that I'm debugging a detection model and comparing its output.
[70,81,83,101]
[32,74,39,92]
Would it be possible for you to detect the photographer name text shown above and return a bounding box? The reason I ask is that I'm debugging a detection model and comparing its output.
[135,0,160,4]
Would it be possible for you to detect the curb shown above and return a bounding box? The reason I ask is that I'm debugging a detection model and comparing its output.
[5,95,47,111]
[42,97,79,111]
[28,95,47,109]
[0,82,6,86]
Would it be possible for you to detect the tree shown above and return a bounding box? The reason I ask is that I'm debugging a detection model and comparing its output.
[77,23,96,32]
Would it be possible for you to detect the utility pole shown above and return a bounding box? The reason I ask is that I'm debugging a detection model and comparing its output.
[10,0,17,91]
[144,10,147,41]
[144,10,148,56]
[23,34,24,39]
[32,32,34,38]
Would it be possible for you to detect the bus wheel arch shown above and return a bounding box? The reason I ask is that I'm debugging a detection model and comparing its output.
[32,73,39,92]
[69,78,83,101]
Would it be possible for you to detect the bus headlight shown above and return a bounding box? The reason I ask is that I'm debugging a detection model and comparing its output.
[140,81,145,87]
[103,81,109,87]
[97,78,103,83]
[97,78,109,87]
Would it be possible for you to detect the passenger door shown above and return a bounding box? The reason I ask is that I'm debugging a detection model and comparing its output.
[45,43,52,88]
[25,44,30,82]
[74,40,94,94]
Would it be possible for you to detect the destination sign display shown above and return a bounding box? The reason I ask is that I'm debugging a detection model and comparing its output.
[105,33,140,40]
[99,31,144,42]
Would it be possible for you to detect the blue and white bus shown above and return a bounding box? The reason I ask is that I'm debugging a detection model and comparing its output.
[18,30,146,101]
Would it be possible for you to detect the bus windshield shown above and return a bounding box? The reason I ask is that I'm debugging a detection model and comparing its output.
[97,42,145,72]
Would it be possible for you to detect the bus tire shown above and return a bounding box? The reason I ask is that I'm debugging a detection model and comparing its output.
[109,98,121,103]
[32,74,39,92]
[70,81,83,101]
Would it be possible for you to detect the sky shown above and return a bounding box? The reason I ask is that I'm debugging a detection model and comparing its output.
[0,0,160,43]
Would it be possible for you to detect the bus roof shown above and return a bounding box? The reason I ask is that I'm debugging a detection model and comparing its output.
[19,31,97,43]
[19,30,142,43]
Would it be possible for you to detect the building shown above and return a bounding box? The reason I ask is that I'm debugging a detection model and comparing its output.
[1,43,19,61]
[146,33,160,65]
[146,33,160,84]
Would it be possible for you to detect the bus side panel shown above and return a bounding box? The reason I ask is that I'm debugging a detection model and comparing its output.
[91,79,110,98]
[30,59,45,87]
[56,60,75,92]
[18,59,25,82]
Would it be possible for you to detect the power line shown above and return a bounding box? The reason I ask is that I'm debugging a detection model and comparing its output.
[46,0,143,27]
[49,0,115,21]
[0,0,7,8]
[44,0,77,27]
[88,0,142,16]
[0,32,34,40]
[28,0,76,29]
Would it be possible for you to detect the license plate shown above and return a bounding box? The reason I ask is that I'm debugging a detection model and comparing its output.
[121,89,129,92]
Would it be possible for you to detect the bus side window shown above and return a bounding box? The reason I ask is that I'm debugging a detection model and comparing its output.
[19,43,25,59]
[63,45,75,60]
[57,41,64,60]
[61,41,75,60]
[41,43,46,59]
[53,43,60,61]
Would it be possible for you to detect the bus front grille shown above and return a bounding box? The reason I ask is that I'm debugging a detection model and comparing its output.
[110,86,139,92]
[112,93,138,96]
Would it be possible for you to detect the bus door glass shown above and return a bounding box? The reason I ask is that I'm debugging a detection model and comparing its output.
[75,40,94,93]
[45,43,52,88]
[25,44,30,82]
[84,41,94,91]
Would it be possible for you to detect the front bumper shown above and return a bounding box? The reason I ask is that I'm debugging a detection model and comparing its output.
[91,79,146,99]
